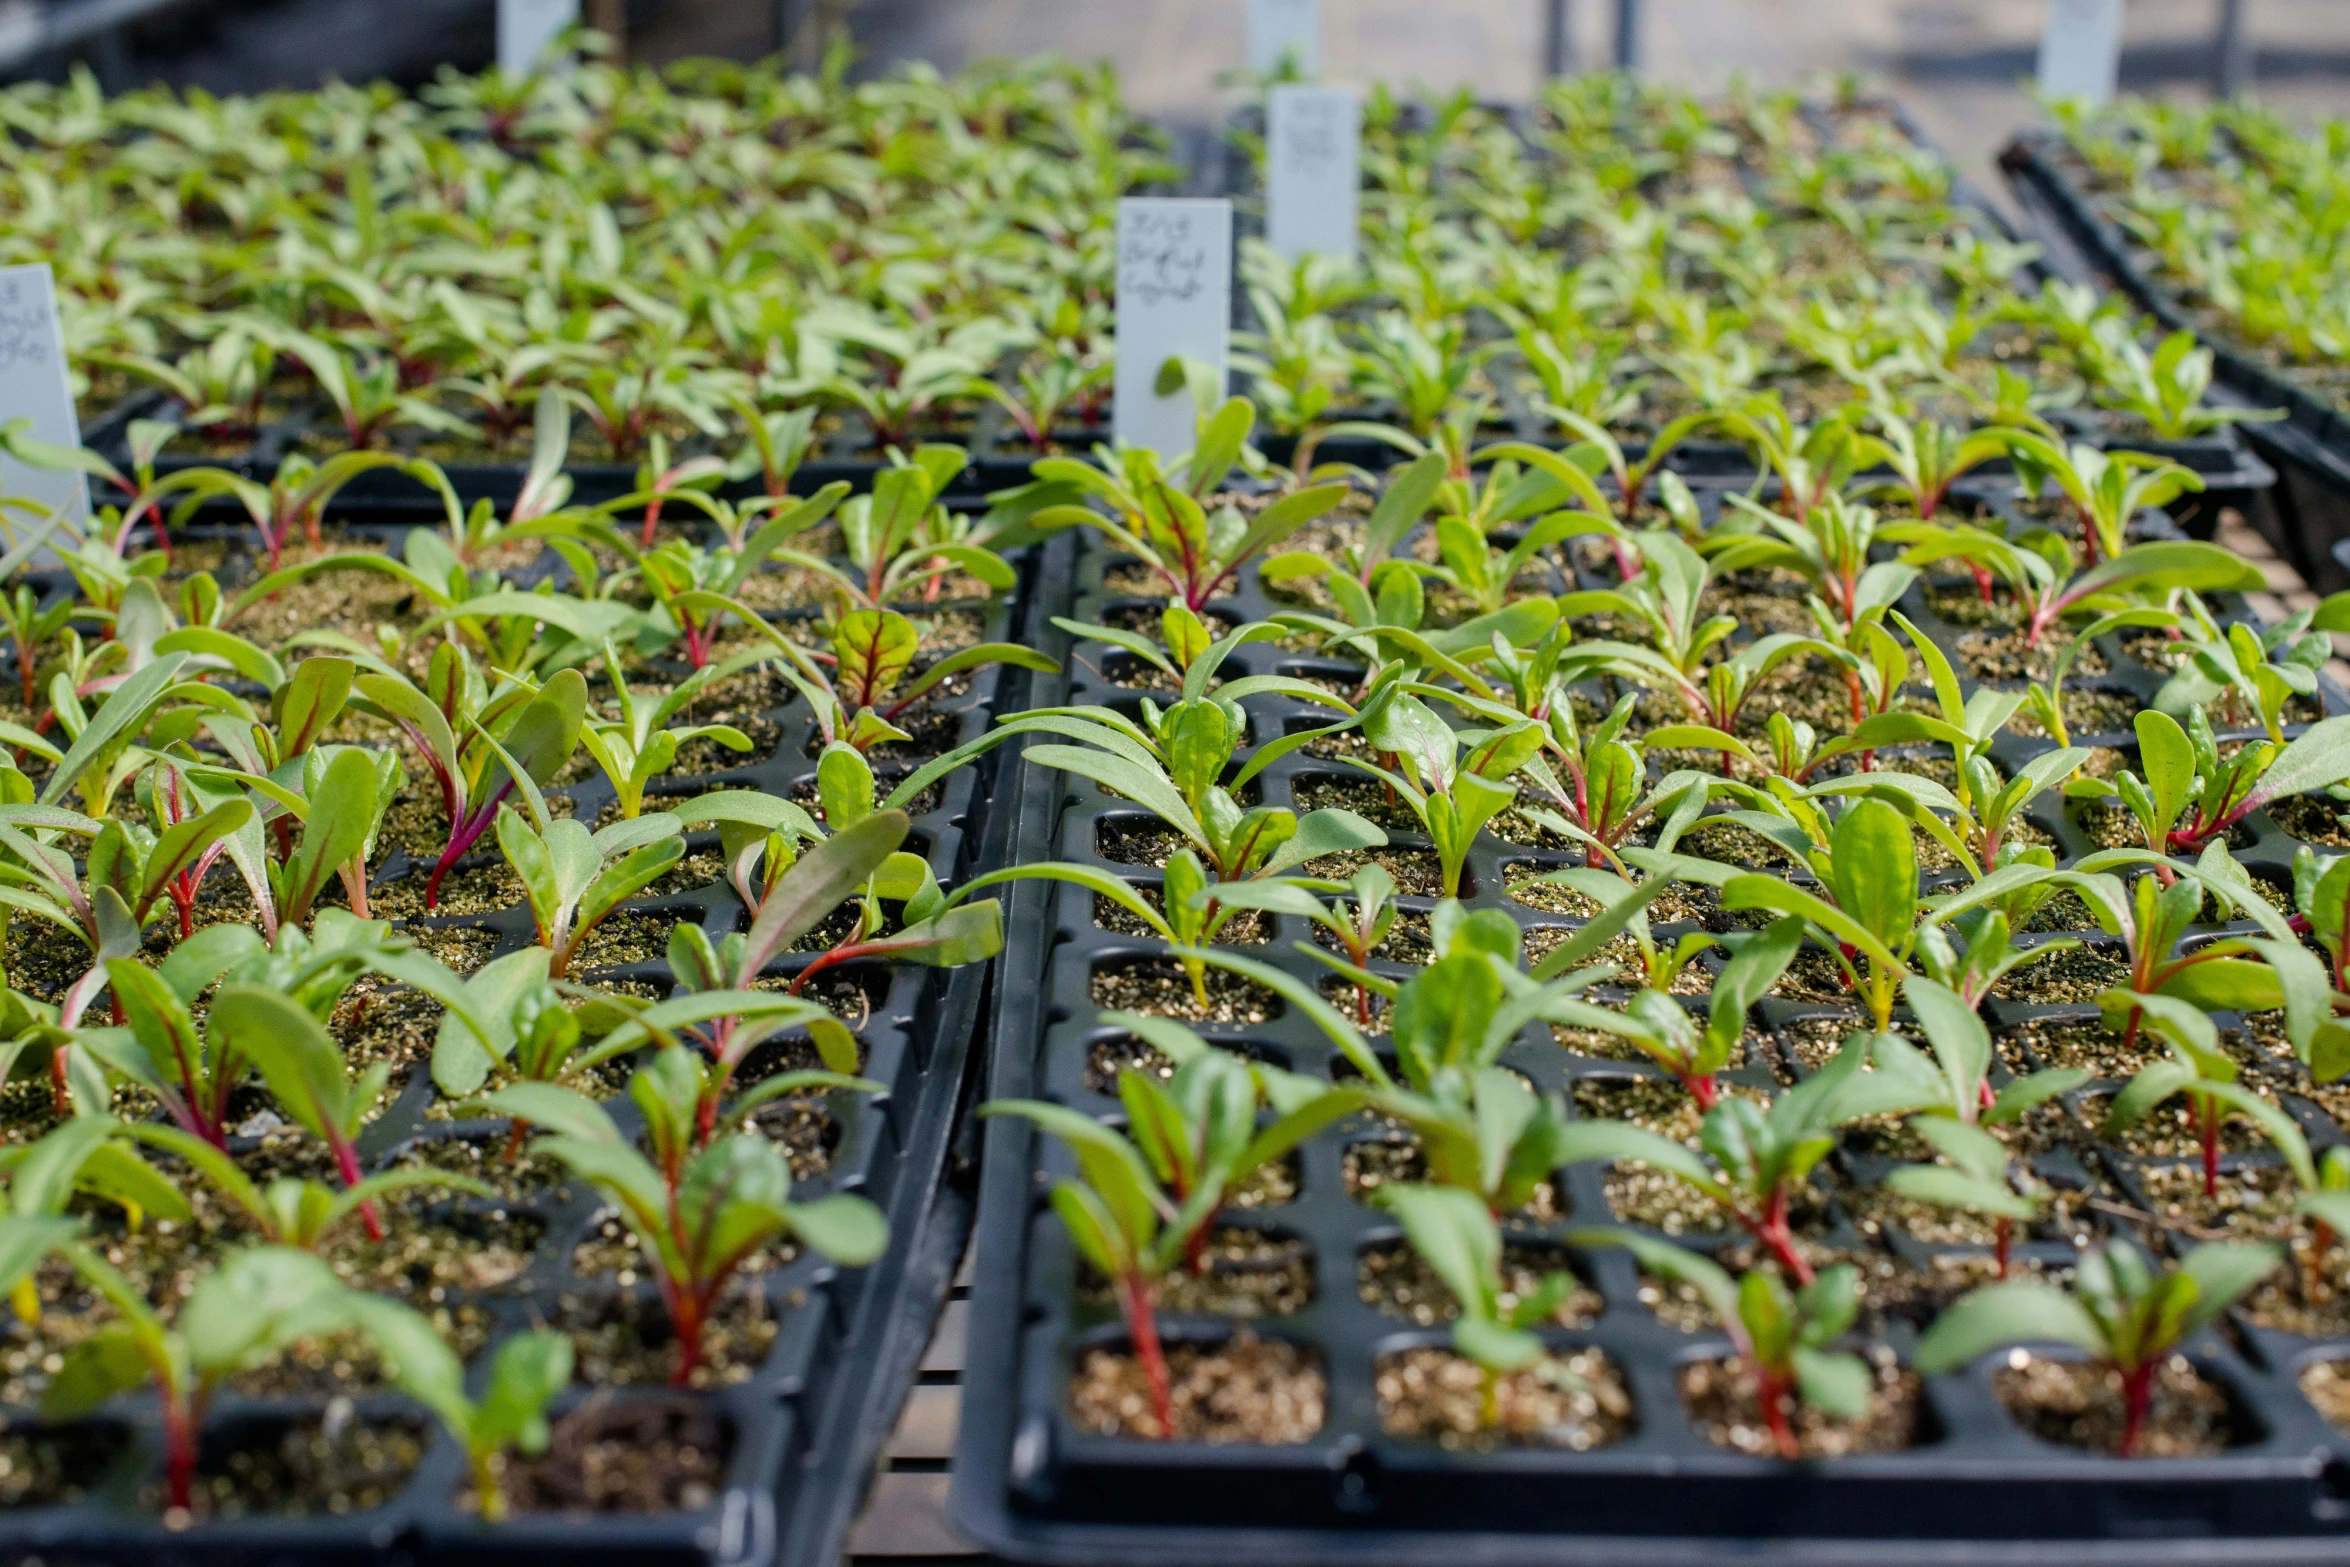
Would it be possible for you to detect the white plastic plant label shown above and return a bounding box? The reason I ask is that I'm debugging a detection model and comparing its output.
[1247,0,1321,78]
[2037,0,2124,107]
[0,263,86,551]
[498,0,578,76]
[1113,198,1233,459]
[1266,85,1360,263]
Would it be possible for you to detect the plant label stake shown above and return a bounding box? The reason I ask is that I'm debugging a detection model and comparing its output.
[1267,85,1360,263]
[498,0,578,75]
[1247,0,1321,77]
[2037,0,2124,107]
[1113,199,1233,459]
[0,263,85,558]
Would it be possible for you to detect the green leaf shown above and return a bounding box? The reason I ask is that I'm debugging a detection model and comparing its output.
[476,1329,574,1453]
[738,811,909,977]
[2251,716,2350,808]
[1451,1316,1546,1373]
[1884,1164,2038,1220]
[1567,1225,1740,1329]
[1828,797,1916,954]
[2136,710,2195,835]
[40,1327,149,1420]
[1026,743,1204,847]
[481,1081,622,1145]
[280,748,382,926]
[40,652,190,807]
[431,947,554,1098]
[209,986,362,1146]
[1913,1282,2105,1374]
[1374,1183,1499,1321]
[2174,1242,2283,1339]
[1258,807,1384,878]
[1720,876,1900,973]
[277,657,355,758]
[2155,957,2283,1012]
[786,1192,889,1267]
[1791,1346,1874,1420]
[179,1244,353,1380]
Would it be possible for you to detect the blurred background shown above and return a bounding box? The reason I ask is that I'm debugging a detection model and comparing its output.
[5,0,2348,199]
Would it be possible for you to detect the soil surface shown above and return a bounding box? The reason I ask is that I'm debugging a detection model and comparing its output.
[1993,1355,2237,1456]
[1376,1346,1632,1452]
[1068,1334,1326,1443]
[1678,1353,1922,1457]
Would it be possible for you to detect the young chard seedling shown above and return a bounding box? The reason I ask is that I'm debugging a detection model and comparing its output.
[347,1306,571,1522]
[504,1048,887,1386]
[981,1020,1355,1436]
[1575,1226,1872,1459]
[1869,976,2088,1275]
[1916,1239,2277,1456]
[1538,910,1803,1110]
[31,1240,362,1514]
[1377,1183,1600,1431]
[1557,1033,1931,1281]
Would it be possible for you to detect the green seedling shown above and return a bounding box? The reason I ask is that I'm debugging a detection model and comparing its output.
[33,1239,363,1513]
[502,1048,887,1385]
[1576,1227,1871,1459]
[982,1018,1355,1436]
[347,1310,571,1523]
[496,808,684,980]
[1537,909,1803,1110]
[1557,1032,1931,1282]
[1029,397,1349,609]
[1377,1183,1598,1431]
[130,1123,492,1251]
[1916,1239,2278,1456]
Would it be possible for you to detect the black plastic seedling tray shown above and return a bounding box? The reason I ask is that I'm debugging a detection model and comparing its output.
[954,491,2350,1564]
[0,520,1049,1564]
[86,391,1103,515]
[1999,131,2337,585]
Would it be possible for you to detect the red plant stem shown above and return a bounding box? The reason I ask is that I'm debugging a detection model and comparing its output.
[1968,560,1995,605]
[1757,1366,1800,1459]
[425,793,509,909]
[1685,1072,1720,1112]
[330,1136,384,1241]
[2118,1360,2157,1457]
[2201,1099,2221,1199]
[48,1044,69,1118]
[502,1118,529,1165]
[1748,1188,1814,1285]
[163,1390,198,1512]
[1116,1273,1175,1439]
[2307,1220,2334,1302]
[668,1286,706,1389]
[1183,1219,1211,1276]
[1995,1215,2013,1280]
